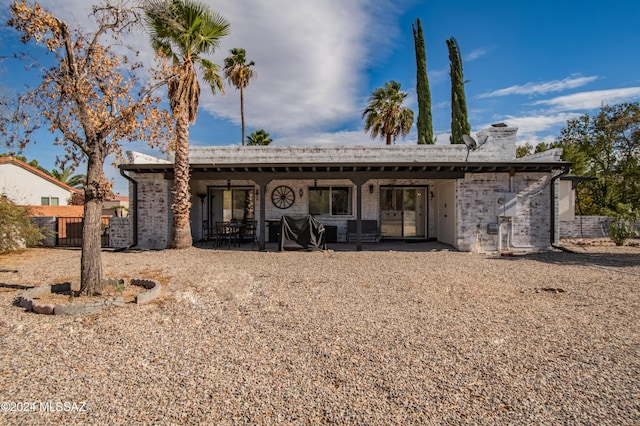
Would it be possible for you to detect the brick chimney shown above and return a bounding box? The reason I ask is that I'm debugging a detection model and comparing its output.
[475,123,518,161]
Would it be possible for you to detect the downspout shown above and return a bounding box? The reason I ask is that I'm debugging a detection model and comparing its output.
[119,168,138,248]
[550,165,571,250]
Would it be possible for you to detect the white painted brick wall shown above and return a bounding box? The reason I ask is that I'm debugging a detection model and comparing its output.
[109,217,132,248]
[457,172,552,252]
[132,172,171,249]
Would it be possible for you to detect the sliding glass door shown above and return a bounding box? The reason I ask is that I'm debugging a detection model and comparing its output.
[380,187,426,239]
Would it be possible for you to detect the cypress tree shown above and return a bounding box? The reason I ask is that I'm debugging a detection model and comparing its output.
[447,37,471,144]
[412,19,434,144]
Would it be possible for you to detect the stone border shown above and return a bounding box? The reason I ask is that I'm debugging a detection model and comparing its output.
[131,278,161,304]
[19,279,161,315]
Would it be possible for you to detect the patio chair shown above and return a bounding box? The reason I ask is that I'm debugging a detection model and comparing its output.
[214,222,231,248]
[241,220,257,245]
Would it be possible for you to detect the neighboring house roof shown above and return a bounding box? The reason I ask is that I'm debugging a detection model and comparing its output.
[108,195,129,202]
[0,157,83,194]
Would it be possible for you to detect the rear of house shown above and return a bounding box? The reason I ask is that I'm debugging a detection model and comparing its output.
[120,125,571,252]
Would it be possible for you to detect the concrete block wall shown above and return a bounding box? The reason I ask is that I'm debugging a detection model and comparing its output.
[560,216,611,238]
[132,172,171,249]
[560,216,640,239]
[457,172,552,252]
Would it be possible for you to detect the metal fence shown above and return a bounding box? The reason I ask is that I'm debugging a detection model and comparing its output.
[32,216,110,247]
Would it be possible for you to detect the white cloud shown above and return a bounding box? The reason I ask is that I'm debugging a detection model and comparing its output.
[478,75,598,98]
[488,113,581,135]
[14,0,401,139]
[465,47,490,62]
[200,0,398,136]
[533,87,640,111]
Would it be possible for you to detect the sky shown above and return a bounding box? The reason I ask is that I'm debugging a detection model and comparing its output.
[1,0,640,195]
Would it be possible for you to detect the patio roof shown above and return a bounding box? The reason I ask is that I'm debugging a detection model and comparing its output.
[120,160,571,181]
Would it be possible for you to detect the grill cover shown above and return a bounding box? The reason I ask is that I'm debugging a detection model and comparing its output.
[279,215,326,251]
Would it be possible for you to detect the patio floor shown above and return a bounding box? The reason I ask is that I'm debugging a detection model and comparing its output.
[193,239,456,252]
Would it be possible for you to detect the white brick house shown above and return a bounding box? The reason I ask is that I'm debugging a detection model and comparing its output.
[120,125,571,252]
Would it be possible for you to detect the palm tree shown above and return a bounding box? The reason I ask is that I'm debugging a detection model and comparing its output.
[362,81,414,145]
[50,166,85,188]
[246,129,272,146]
[224,48,256,145]
[144,0,229,249]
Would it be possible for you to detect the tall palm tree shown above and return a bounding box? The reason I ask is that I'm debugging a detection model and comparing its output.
[224,48,256,145]
[50,166,85,188]
[362,81,414,145]
[144,0,229,249]
[246,129,272,146]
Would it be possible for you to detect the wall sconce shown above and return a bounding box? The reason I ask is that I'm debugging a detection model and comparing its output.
[255,187,259,200]
[314,179,317,188]
[227,179,231,190]
[369,184,374,194]
[430,191,435,199]
[299,188,304,197]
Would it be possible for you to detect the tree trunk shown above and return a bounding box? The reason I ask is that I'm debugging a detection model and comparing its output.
[240,86,245,146]
[170,106,193,249]
[80,152,105,295]
[386,134,392,145]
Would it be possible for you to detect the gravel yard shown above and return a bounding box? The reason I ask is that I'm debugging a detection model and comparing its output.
[0,243,638,425]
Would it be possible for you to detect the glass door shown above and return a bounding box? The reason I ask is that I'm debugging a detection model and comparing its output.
[209,187,255,224]
[380,187,426,239]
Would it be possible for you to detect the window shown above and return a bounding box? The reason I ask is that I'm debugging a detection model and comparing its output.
[309,187,352,215]
[40,197,60,206]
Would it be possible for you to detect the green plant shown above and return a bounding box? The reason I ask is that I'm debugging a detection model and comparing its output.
[607,203,638,246]
[0,197,44,253]
[609,220,638,246]
[108,278,125,295]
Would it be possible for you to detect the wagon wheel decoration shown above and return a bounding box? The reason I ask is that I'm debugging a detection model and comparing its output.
[271,185,295,209]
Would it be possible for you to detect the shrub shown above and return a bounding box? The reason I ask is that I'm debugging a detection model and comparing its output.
[0,197,44,253]
[607,203,639,246]
[609,220,638,246]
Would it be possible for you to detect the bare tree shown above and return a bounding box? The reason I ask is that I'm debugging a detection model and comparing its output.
[6,0,171,295]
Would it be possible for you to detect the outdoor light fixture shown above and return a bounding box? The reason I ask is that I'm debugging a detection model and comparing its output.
[369,184,374,194]
[227,179,231,190]
[314,179,317,188]
[299,188,304,197]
